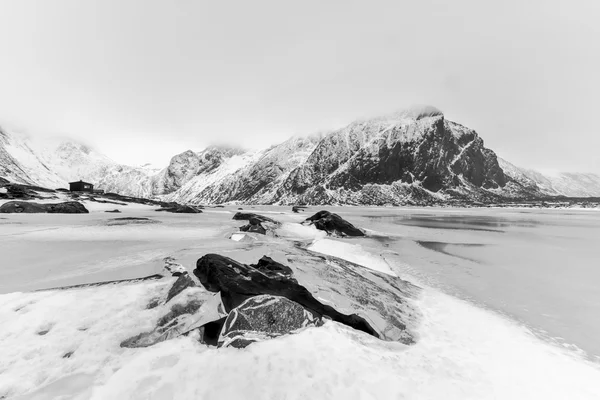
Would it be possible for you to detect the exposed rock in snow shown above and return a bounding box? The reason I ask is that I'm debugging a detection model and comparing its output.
[218,294,323,348]
[304,210,365,237]
[0,200,89,214]
[194,253,379,338]
[232,212,280,225]
[239,218,268,235]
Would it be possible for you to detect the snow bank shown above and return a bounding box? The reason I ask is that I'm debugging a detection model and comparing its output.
[4,281,599,399]
[276,222,327,241]
[308,238,397,276]
[0,279,171,399]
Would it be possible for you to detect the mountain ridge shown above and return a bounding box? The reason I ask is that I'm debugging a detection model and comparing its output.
[2,107,600,204]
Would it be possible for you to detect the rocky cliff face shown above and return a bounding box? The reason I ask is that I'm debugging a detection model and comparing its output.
[271,108,509,205]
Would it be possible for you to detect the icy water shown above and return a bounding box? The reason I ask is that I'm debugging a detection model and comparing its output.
[334,207,600,362]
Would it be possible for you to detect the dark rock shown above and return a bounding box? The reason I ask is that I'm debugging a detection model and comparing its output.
[232,212,279,225]
[218,295,323,348]
[194,254,378,338]
[102,192,172,207]
[198,317,227,346]
[165,274,196,303]
[156,204,202,213]
[292,206,307,213]
[238,207,243,210]
[62,351,74,358]
[106,217,159,225]
[146,298,161,309]
[214,205,225,208]
[252,256,294,278]
[88,197,128,205]
[0,201,89,214]
[239,217,267,235]
[304,210,365,237]
[121,299,203,348]
[0,177,9,186]
[104,209,121,213]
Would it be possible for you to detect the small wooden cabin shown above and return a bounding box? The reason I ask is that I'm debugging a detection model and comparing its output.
[69,180,94,193]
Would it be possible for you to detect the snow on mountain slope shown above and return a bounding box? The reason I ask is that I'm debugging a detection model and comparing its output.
[163,136,321,204]
[0,126,68,187]
[0,125,158,193]
[498,158,600,197]
[4,106,600,204]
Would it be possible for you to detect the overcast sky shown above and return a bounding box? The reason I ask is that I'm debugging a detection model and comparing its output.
[0,0,598,171]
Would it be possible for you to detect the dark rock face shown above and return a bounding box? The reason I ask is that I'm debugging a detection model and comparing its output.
[104,209,121,213]
[304,210,365,237]
[0,184,56,201]
[0,201,89,214]
[239,217,267,235]
[232,212,279,225]
[218,295,323,348]
[194,254,378,338]
[165,274,196,303]
[280,112,509,204]
[292,206,307,213]
[0,177,9,186]
[156,204,202,213]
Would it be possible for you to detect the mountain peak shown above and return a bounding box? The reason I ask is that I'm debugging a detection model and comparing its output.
[397,105,443,120]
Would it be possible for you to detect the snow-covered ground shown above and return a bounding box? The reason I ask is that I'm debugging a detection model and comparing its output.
[1,204,600,399]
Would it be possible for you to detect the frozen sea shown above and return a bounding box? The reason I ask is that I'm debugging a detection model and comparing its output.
[1,200,600,399]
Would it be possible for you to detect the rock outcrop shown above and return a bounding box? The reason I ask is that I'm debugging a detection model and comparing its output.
[304,210,365,237]
[156,204,203,213]
[194,254,378,338]
[232,212,279,225]
[239,217,267,235]
[0,201,89,214]
[218,294,323,348]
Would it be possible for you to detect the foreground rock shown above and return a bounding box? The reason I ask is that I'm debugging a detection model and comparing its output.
[304,210,365,237]
[232,212,279,225]
[156,204,203,213]
[0,201,89,214]
[195,254,378,338]
[218,294,323,348]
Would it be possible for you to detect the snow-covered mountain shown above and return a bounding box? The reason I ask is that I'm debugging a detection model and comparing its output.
[2,106,600,204]
[498,158,600,198]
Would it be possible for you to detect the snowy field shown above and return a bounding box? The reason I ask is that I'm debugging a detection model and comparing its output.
[1,201,600,399]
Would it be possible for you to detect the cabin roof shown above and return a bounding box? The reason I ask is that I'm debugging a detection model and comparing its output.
[68,180,93,185]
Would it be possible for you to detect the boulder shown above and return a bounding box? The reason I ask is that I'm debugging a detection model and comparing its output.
[232,212,279,225]
[194,254,378,338]
[304,210,364,237]
[156,204,202,213]
[218,294,323,348]
[292,206,307,213]
[239,217,267,235]
[0,201,89,214]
